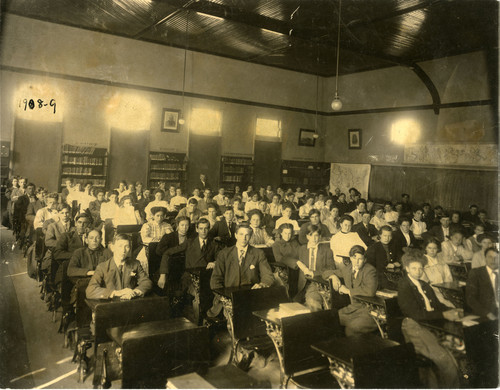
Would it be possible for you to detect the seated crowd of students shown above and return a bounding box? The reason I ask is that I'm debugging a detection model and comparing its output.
[3,175,498,388]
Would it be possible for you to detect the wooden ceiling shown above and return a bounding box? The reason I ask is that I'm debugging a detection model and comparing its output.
[4,0,498,76]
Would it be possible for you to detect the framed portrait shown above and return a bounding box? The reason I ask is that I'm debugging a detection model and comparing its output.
[298,128,316,147]
[348,129,362,149]
[161,108,181,132]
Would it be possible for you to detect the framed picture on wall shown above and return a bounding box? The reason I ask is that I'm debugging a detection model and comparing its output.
[348,129,362,149]
[298,129,316,147]
[162,108,181,132]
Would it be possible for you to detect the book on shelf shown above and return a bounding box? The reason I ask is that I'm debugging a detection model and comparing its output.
[63,144,102,155]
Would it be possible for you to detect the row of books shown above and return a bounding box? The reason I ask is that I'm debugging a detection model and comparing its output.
[150,163,186,171]
[62,155,105,166]
[150,153,185,162]
[222,167,245,174]
[221,156,253,165]
[63,145,103,155]
[150,172,183,180]
[62,167,94,175]
[222,175,252,183]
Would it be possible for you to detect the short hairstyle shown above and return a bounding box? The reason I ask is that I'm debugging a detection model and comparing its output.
[349,245,366,257]
[207,203,217,211]
[356,199,367,206]
[75,213,90,222]
[379,225,393,235]
[401,248,427,269]
[413,206,423,214]
[449,229,463,238]
[112,233,130,244]
[439,213,450,219]
[46,192,59,200]
[279,223,294,233]
[57,203,71,212]
[281,202,293,211]
[398,216,411,225]
[153,188,165,196]
[187,198,198,205]
[119,180,127,186]
[308,208,321,217]
[469,204,479,209]
[87,229,102,237]
[402,193,410,198]
[477,233,493,243]
[108,190,119,197]
[150,206,167,216]
[485,247,498,257]
[348,187,359,194]
[27,182,36,188]
[423,237,441,252]
[384,201,392,207]
[339,215,354,224]
[235,222,253,234]
[135,181,143,186]
[306,224,321,235]
[196,217,210,228]
[175,216,190,226]
[94,187,105,196]
[422,202,431,208]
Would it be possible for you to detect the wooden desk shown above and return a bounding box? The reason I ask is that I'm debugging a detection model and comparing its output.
[383,267,403,289]
[432,281,465,308]
[311,335,418,388]
[106,318,209,388]
[448,261,471,282]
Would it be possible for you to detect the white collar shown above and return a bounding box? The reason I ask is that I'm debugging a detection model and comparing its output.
[307,243,318,249]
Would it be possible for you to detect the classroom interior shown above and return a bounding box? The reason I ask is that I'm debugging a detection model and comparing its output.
[0,0,499,389]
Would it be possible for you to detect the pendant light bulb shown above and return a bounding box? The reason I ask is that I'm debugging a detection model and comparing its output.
[178,118,185,125]
[331,93,343,111]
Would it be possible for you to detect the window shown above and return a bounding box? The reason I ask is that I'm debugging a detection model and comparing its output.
[391,118,421,144]
[190,108,222,135]
[256,118,281,140]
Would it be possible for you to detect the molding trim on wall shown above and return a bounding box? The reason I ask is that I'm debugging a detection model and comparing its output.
[1,65,494,118]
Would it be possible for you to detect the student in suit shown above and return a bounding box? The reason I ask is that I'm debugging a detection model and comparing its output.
[176,198,203,224]
[397,249,462,388]
[298,196,315,219]
[478,209,498,233]
[392,217,419,261]
[67,229,112,278]
[45,203,73,249]
[257,201,276,237]
[366,226,398,289]
[466,247,499,320]
[210,223,274,290]
[272,223,301,268]
[325,245,378,336]
[295,224,335,311]
[427,213,451,242]
[298,209,331,245]
[53,213,91,262]
[198,173,210,191]
[465,224,486,253]
[86,234,152,300]
[471,233,495,269]
[209,208,237,247]
[349,199,367,225]
[275,204,300,233]
[88,188,107,228]
[33,193,59,231]
[352,212,378,246]
[156,216,191,289]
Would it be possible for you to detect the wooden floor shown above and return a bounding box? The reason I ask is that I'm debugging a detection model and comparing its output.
[0,227,283,389]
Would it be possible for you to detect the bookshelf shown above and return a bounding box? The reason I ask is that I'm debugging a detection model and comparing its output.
[60,144,108,189]
[280,160,330,193]
[148,152,187,191]
[0,141,10,195]
[220,156,254,193]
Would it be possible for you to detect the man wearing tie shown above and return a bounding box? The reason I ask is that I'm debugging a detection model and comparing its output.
[86,234,152,300]
[296,224,335,311]
[427,213,451,242]
[68,229,112,278]
[53,213,91,262]
[210,223,274,290]
[209,208,237,247]
[325,245,378,336]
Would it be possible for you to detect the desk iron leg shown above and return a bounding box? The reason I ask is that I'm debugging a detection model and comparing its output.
[264,321,287,388]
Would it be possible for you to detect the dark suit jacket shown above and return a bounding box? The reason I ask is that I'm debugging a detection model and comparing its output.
[328,262,378,297]
[466,266,498,317]
[208,220,237,246]
[45,221,73,249]
[271,238,301,268]
[210,246,274,289]
[427,225,448,242]
[86,258,153,299]
[185,236,217,269]
[297,243,335,292]
[366,241,397,289]
[88,200,105,223]
[53,230,85,261]
[397,275,448,321]
[352,222,378,246]
[157,232,188,274]
[392,229,418,261]
[67,246,112,278]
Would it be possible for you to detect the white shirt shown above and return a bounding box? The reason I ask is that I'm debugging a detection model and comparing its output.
[307,244,318,271]
[170,195,188,209]
[199,237,207,249]
[408,275,434,312]
[402,230,411,246]
[330,231,366,267]
[411,219,427,238]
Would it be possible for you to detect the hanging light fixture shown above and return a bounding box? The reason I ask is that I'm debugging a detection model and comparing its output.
[178,11,189,125]
[331,0,343,111]
[313,45,320,139]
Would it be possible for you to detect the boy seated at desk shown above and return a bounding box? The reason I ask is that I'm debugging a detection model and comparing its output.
[295,224,335,312]
[86,234,152,300]
[324,245,378,336]
[397,248,462,388]
[68,229,112,278]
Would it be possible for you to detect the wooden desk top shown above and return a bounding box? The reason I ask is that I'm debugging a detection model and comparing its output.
[212,285,253,299]
[311,334,399,365]
[85,294,163,312]
[107,317,197,346]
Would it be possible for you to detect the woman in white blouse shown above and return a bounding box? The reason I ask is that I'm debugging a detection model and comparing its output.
[248,210,274,247]
[268,194,283,218]
[323,205,340,235]
[421,237,455,308]
[113,196,143,226]
[370,207,387,231]
[410,207,427,239]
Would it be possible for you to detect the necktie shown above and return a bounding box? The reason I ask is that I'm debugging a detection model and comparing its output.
[118,264,124,286]
[228,223,232,237]
[201,240,206,253]
[239,249,245,266]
